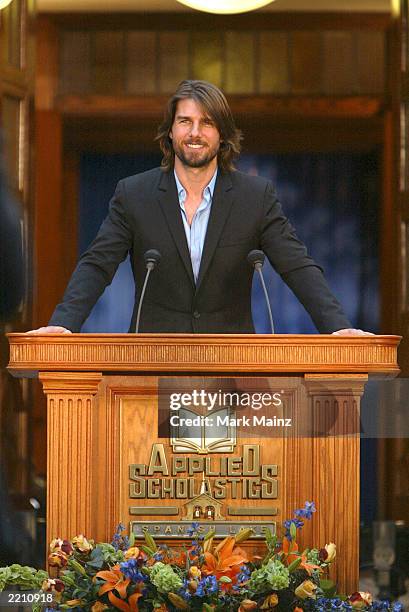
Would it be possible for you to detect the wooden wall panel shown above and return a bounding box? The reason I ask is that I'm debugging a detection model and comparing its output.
[291,31,322,94]
[33,110,64,327]
[1,0,23,69]
[400,103,409,192]
[322,32,357,95]
[53,23,387,99]
[60,31,91,95]
[36,16,59,110]
[258,32,289,94]
[126,31,157,94]
[191,31,223,88]
[1,94,23,192]
[225,31,255,94]
[158,31,189,93]
[93,31,124,95]
[356,31,385,94]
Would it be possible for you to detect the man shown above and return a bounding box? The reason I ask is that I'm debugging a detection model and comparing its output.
[29,80,368,336]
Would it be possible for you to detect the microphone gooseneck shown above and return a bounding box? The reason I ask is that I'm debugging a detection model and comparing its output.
[135,249,162,333]
[247,250,275,334]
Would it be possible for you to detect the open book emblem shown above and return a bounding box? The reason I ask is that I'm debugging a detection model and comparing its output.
[170,407,236,453]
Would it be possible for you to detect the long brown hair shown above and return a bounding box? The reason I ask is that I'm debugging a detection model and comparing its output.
[156,80,242,172]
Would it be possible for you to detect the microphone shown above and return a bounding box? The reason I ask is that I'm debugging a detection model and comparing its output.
[135,249,161,333]
[247,250,275,334]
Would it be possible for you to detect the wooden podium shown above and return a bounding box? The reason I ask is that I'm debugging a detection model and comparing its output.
[7,333,400,594]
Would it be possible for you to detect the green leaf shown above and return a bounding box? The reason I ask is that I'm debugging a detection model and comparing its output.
[144,531,157,552]
[265,528,273,542]
[288,557,302,572]
[69,559,86,575]
[204,528,216,541]
[140,545,155,556]
[129,531,136,547]
[218,576,232,583]
[290,522,297,540]
[61,575,77,587]
[320,578,337,598]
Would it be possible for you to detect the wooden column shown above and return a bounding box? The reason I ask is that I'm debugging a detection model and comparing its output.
[39,372,102,542]
[303,374,367,595]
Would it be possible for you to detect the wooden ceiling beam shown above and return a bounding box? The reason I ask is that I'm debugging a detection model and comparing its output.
[56,94,384,119]
[40,11,392,31]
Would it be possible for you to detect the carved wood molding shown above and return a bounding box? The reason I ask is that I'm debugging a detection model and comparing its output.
[39,372,102,542]
[8,334,401,376]
[39,371,103,393]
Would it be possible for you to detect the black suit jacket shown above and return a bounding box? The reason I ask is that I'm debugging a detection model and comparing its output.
[49,167,351,333]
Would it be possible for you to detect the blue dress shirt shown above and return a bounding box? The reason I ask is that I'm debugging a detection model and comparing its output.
[174,169,218,283]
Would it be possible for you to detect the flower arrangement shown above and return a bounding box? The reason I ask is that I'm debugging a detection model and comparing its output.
[0,503,403,612]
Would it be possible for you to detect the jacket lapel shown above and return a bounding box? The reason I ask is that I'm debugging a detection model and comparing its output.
[157,170,195,287]
[196,171,234,291]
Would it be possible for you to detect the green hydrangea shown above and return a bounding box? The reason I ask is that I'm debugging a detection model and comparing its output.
[248,559,290,593]
[0,565,48,591]
[148,562,183,594]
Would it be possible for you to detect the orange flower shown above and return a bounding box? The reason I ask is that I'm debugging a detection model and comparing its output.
[201,536,248,584]
[166,549,187,567]
[95,565,142,612]
[282,539,321,576]
[124,547,141,560]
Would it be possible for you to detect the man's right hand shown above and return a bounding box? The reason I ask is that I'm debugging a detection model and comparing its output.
[26,326,72,335]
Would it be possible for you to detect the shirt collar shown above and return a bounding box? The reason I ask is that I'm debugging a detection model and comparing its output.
[174,168,218,203]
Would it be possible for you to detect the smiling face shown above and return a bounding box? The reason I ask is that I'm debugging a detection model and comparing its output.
[169,98,221,171]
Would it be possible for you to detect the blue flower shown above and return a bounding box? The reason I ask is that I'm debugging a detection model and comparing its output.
[236,565,251,584]
[294,501,316,520]
[313,597,352,610]
[178,579,193,600]
[370,603,403,612]
[283,517,304,540]
[111,523,130,551]
[195,575,218,597]
[120,558,147,583]
[186,522,200,537]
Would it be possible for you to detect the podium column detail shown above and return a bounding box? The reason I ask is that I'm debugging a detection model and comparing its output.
[304,374,367,595]
[39,372,102,544]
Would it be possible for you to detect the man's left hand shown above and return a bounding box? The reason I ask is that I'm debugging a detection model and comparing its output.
[332,328,374,336]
